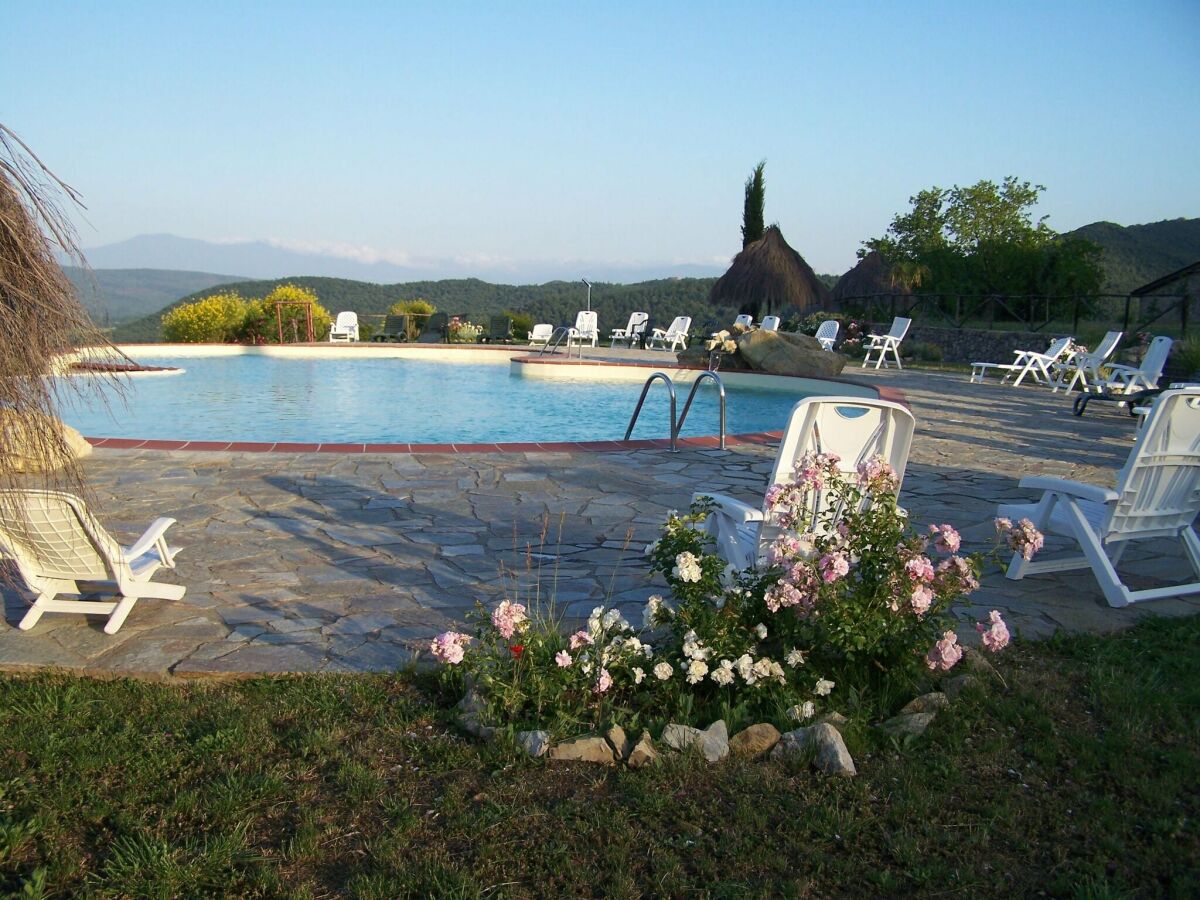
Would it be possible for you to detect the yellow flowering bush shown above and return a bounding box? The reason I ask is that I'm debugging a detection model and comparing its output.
[161,292,248,343]
[241,284,332,343]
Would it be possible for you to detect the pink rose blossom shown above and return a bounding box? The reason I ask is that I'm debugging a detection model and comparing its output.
[569,630,594,650]
[594,668,613,694]
[925,630,964,672]
[430,631,472,665]
[977,610,1010,652]
[936,555,980,593]
[819,552,850,583]
[928,523,962,554]
[910,585,934,616]
[490,600,528,640]
[1002,518,1045,561]
[555,650,572,667]
[905,556,935,583]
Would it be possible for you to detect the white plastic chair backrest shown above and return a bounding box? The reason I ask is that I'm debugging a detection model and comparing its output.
[625,311,649,334]
[814,320,839,342]
[734,314,754,330]
[757,397,916,543]
[666,316,691,338]
[1105,387,1200,541]
[1039,336,1073,361]
[1090,331,1123,363]
[0,490,121,583]
[530,323,553,341]
[760,316,780,332]
[1138,336,1174,385]
[334,311,357,330]
[573,310,598,336]
[888,317,912,341]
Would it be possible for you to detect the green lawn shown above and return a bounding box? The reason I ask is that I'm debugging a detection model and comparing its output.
[1,615,1197,898]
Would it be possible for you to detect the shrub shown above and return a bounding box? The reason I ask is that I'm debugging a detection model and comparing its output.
[1174,337,1200,378]
[506,310,534,341]
[388,299,436,317]
[161,292,247,343]
[906,341,944,362]
[241,284,332,343]
[447,316,482,343]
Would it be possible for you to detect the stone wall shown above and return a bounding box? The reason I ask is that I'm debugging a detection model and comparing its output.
[899,325,1068,364]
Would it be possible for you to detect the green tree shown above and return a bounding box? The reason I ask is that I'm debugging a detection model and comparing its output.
[741,160,766,248]
[864,177,1103,297]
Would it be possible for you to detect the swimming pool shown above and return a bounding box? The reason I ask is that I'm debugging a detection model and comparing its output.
[60,348,872,445]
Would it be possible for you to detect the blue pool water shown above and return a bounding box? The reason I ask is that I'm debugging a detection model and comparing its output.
[60,355,828,444]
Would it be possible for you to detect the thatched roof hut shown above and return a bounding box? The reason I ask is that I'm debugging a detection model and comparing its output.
[831,251,910,304]
[709,225,830,318]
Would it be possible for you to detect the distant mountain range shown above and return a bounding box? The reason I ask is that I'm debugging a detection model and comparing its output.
[73,233,726,286]
[1063,218,1200,293]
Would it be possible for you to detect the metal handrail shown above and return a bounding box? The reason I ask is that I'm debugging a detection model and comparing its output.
[624,372,678,452]
[675,372,726,449]
[539,326,573,357]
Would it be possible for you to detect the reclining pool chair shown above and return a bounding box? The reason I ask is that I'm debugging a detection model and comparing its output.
[862,317,911,369]
[648,316,691,351]
[814,319,839,351]
[484,315,513,344]
[417,312,449,343]
[1096,335,1174,397]
[998,386,1200,607]
[970,335,1074,386]
[1051,330,1123,393]
[0,490,185,634]
[693,396,916,571]
[328,311,359,342]
[759,316,781,333]
[567,310,599,348]
[610,311,649,347]
[528,323,553,347]
[371,314,410,343]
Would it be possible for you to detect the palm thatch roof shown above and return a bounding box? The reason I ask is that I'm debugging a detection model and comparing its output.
[708,225,830,317]
[831,251,910,303]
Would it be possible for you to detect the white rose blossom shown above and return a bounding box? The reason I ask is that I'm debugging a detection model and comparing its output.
[633,667,645,684]
[710,659,735,686]
[754,623,768,640]
[673,551,703,583]
[653,662,673,681]
[785,648,807,668]
[814,678,835,697]
[686,659,709,684]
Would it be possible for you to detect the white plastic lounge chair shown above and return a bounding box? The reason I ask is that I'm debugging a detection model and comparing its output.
[862,317,911,369]
[693,396,916,571]
[734,314,754,330]
[528,323,553,346]
[759,316,781,333]
[998,387,1200,607]
[0,490,185,634]
[814,319,839,351]
[1052,331,1123,393]
[566,310,599,348]
[1096,335,1173,396]
[970,336,1073,386]
[648,316,691,351]
[328,311,359,342]
[610,311,649,347]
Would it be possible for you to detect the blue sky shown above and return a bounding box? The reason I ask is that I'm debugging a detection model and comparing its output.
[3,0,1198,278]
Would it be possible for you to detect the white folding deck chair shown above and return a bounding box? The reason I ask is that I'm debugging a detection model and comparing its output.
[528,323,553,346]
[970,336,1073,386]
[0,490,185,634]
[609,311,649,347]
[566,310,599,348]
[693,396,916,571]
[814,319,839,351]
[1052,331,1123,393]
[1097,335,1174,396]
[998,387,1200,608]
[328,311,359,342]
[862,317,911,369]
[759,315,781,333]
[648,316,691,351]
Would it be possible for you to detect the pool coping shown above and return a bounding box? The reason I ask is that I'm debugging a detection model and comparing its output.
[78,343,906,453]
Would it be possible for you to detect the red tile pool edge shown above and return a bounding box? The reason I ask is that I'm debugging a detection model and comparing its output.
[84,386,907,454]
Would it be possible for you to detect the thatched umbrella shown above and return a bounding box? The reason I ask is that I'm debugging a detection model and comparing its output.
[1,124,113,504]
[831,250,911,304]
[709,225,830,319]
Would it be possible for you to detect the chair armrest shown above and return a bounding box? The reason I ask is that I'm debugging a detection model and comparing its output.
[1016,476,1117,504]
[692,493,764,523]
[126,517,179,564]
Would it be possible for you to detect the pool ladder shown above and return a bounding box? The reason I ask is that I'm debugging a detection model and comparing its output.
[624,371,726,452]
[538,326,583,359]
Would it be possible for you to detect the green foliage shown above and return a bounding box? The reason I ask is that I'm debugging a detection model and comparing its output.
[741,159,766,248]
[388,298,436,316]
[1174,337,1200,377]
[1067,218,1200,293]
[864,177,1105,297]
[65,267,242,326]
[905,341,943,362]
[241,284,332,343]
[504,309,534,340]
[160,291,247,342]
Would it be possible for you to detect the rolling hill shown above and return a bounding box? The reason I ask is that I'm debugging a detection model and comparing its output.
[1064,217,1200,293]
[65,267,245,326]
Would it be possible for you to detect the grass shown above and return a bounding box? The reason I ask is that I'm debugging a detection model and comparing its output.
[1,615,1197,897]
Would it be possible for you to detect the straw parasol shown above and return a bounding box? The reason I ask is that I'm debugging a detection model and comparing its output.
[830,250,910,304]
[709,225,830,319]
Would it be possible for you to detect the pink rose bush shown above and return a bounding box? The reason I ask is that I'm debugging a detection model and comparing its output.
[996,517,1045,561]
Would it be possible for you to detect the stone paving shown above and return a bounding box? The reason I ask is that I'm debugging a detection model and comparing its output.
[2,364,1196,678]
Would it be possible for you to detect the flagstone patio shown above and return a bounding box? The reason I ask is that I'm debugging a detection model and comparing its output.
[2,366,1195,678]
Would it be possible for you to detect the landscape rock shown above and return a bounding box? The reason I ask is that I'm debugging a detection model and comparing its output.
[736,330,847,378]
[0,410,92,473]
[773,723,856,777]
[814,711,849,728]
[729,723,781,759]
[605,725,633,761]
[661,720,729,762]
[548,735,615,764]
[516,730,550,758]
[626,731,658,769]
[944,673,980,699]
[900,692,949,715]
[961,646,1000,680]
[456,713,496,742]
[880,711,937,737]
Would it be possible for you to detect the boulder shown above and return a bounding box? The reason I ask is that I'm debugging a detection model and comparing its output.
[773,723,856,777]
[880,712,937,737]
[729,723,781,759]
[961,647,1001,680]
[0,410,92,473]
[814,711,849,729]
[943,673,980,699]
[626,731,658,769]
[516,730,550,758]
[661,720,729,763]
[605,725,633,761]
[549,735,616,764]
[899,692,949,715]
[736,330,847,378]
